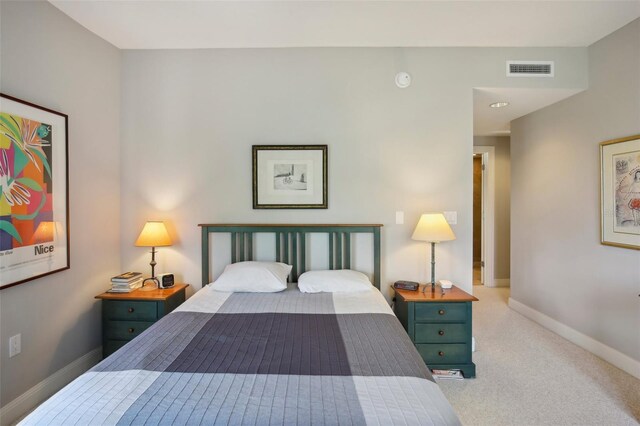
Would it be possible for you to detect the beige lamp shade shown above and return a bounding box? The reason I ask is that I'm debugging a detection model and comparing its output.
[412,213,456,243]
[135,221,172,247]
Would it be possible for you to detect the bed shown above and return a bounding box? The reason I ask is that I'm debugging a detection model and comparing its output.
[21,224,460,425]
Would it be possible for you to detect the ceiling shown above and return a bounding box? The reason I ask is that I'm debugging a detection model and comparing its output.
[49,1,640,49]
[473,87,583,136]
[48,1,636,136]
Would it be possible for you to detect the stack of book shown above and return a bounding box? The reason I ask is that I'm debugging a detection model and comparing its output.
[431,369,464,380]
[109,272,143,293]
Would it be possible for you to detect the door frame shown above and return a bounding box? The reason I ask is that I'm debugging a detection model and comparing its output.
[473,146,495,287]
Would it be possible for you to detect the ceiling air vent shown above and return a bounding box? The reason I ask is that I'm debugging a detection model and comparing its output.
[506,61,554,77]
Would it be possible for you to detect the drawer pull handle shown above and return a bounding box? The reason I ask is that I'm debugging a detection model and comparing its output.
[128,328,135,333]
[438,351,445,357]
[128,307,135,313]
[438,309,445,315]
[438,330,445,336]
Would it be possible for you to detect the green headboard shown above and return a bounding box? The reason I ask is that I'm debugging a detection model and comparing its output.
[199,224,383,288]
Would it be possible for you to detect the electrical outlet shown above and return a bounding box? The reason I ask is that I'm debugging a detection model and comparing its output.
[395,211,404,225]
[9,334,21,358]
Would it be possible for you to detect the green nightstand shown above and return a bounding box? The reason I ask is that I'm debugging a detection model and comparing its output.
[394,284,478,378]
[95,284,188,358]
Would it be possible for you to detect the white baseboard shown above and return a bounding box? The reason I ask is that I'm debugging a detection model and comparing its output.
[493,278,510,287]
[0,347,101,426]
[508,298,640,380]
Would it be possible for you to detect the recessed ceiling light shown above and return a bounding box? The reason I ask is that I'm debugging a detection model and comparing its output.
[490,102,510,108]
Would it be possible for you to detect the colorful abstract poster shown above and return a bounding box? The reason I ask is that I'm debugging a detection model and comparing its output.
[0,95,69,289]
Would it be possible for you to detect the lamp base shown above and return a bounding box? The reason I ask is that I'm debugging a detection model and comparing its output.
[140,277,159,291]
[422,241,437,293]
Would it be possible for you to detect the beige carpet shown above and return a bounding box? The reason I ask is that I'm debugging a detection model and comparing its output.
[438,286,640,426]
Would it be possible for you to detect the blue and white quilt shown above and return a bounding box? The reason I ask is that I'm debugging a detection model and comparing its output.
[22,284,460,425]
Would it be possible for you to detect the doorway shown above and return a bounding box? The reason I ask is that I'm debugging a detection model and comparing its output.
[472,146,495,287]
[473,154,483,285]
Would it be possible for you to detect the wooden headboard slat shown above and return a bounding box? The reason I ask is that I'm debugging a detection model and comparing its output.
[299,233,306,276]
[328,233,335,270]
[275,232,281,262]
[201,224,382,288]
[231,233,237,263]
[291,233,298,279]
[344,233,351,269]
[373,229,381,288]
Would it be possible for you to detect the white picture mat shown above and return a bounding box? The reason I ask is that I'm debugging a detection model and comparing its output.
[257,149,324,205]
[0,97,68,286]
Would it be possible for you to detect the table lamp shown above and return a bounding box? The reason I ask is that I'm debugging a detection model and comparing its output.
[412,213,456,292]
[135,221,172,286]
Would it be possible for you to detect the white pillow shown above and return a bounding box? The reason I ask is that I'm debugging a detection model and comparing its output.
[298,270,373,293]
[210,261,292,293]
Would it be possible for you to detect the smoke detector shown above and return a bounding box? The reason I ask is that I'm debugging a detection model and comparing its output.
[395,72,411,88]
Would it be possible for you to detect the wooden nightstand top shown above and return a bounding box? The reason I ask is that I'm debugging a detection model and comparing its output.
[395,284,478,303]
[95,283,188,301]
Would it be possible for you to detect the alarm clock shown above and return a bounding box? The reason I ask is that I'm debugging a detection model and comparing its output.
[393,280,419,291]
[156,273,175,289]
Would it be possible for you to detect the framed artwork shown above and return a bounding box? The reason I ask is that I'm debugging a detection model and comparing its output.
[253,145,328,209]
[0,94,70,289]
[600,134,640,250]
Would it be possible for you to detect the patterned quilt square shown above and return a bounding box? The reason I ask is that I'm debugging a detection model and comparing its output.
[166,313,352,376]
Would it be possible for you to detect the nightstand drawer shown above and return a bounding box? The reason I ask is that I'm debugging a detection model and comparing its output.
[415,303,466,322]
[414,323,467,343]
[416,343,469,364]
[103,300,158,321]
[105,320,154,340]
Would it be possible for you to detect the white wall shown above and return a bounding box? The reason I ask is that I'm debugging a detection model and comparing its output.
[120,47,587,300]
[473,136,510,281]
[511,19,640,362]
[0,0,121,410]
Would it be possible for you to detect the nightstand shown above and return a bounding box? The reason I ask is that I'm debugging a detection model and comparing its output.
[394,284,478,378]
[95,284,188,358]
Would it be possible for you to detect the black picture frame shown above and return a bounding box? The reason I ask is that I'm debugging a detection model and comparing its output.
[0,93,70,290]
[252,145,328,209]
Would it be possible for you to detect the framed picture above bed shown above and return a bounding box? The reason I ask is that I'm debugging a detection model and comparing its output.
[600,134,640,250]
[252,145,328,209]
[0,94,70,289]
